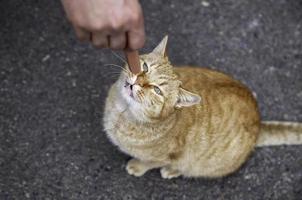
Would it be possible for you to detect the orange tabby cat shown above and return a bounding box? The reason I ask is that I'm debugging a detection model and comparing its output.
[103,36,302,179]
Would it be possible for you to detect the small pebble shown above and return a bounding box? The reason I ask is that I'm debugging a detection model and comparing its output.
[72,80,77,87]
[201,1,210,7]
[42,55,50,62]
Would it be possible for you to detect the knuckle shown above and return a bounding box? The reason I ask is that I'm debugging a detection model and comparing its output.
[74,29,89,42]
[72,16,84,27]
[90,24,101,31]
[92,39,106,48]
[111,21,123,31]
[110,13,125,31]
[65,12,78,24]
[130,12,141,24]
[111,43,124,50]
[93,42,106,48]
[131,37,145,49]
[88,22,106,32]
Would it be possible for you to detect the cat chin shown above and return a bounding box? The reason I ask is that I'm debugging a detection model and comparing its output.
[120,86,141,109]
[118,81,159,123]
[119,91,151,122]
[121,86,138,104]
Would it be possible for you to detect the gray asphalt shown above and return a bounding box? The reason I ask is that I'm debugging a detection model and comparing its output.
[0,0,302,199]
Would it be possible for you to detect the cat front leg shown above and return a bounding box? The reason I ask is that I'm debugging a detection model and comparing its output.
[126,158,164,177]
[160,166,181,179]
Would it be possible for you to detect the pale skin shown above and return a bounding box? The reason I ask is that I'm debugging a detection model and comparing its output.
[61,0,145,50]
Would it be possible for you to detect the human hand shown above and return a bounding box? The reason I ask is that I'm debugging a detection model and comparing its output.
[61,0,145,50]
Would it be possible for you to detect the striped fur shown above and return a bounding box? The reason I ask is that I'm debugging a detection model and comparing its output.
[257,121,302,147]
[103,36,301,179]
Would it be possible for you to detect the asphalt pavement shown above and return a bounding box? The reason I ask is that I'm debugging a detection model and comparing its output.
[0,0,301,199]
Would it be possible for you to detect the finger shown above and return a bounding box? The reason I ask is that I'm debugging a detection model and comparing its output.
[109,33,127,50]
[74,27,90,42]
[126,28,145,50]
[126,12,145,50]
[91,32,109,48]
[125,3,145,50]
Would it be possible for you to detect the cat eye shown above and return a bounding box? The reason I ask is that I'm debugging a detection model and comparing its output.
[143,62,148,72]
[154,86,162,95]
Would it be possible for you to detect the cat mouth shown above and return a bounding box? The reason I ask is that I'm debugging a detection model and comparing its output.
[124,81,135,99]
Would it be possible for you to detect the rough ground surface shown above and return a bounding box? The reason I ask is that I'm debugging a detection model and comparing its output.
[1,0,301,199]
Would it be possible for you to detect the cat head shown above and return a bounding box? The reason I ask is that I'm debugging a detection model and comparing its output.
[120,36,201,123]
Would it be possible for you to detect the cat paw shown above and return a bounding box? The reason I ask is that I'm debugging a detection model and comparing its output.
[160,167,181,179]
[126,159,148,177]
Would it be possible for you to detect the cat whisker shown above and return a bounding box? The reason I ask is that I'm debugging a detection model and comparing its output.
[102,70,126,79]
[110,50,127,64]
[103,127,116,131]
[103,69,125,75]
[103,63,131,75]
[103,63,126,71]
[103,69,123,75]
[103,74,121,80]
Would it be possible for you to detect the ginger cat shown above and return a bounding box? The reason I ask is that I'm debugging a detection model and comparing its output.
[103,36,302,179]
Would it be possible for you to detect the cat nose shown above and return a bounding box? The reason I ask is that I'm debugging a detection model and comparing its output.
[130,84,133,90]
[134,75,145,87]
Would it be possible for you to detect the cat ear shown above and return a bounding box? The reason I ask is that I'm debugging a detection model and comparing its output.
[175,88,201,108]
[152,35,168,57]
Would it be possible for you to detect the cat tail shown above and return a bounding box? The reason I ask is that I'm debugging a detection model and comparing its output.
[256,121,302,147]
